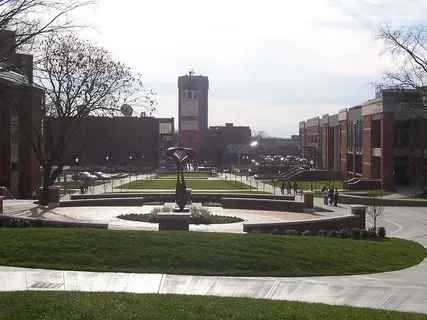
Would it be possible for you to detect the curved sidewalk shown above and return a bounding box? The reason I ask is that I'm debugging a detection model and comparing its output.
[1,203,427,314]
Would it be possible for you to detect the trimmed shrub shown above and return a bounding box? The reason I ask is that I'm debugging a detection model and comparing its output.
[360,229,370,239]
[328,229,338,238]
[301,230,311,236]
[351,228,361,239]
[285,229,299,236]
[338,228,351,239]
[270,229,280,235]
[252,229,262,233]
[378,226,386,238]
[368,227,378,239]
[161,206,172,213]
[317,230,328,237]
[6,218,20,228]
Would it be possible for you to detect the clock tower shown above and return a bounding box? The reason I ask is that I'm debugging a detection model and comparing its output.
[177,70,209,155]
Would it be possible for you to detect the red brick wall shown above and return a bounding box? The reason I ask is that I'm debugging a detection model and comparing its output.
[339,121,347,177]
[46,116,159,167]
[322,124,327,169]
[381,112,394,189]
[362,115,372,178]
[243,214,365,234]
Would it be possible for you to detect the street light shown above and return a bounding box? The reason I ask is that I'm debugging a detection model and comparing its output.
[310,160,314,191]
[129,156,132,185]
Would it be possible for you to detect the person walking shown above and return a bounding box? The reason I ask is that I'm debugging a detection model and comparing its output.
[323,188,329,205]
[287,181,292,195]
[328,188,334,205]
[280,181,285,195]
[334,189,339,207]
[293,181,298,194]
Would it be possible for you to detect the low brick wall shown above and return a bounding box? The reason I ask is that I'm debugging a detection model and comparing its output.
[0,214,108,229]
[69,193,295,204]
[243,205,366,234]
[60,197,146,207]
[339,194,427,207]
[221,192,313,213]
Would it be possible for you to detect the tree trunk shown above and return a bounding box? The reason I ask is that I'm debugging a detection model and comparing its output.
[40,168,55,205]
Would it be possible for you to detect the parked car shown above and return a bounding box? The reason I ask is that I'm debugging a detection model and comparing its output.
[71,172,98,181]
[92,172,110,180]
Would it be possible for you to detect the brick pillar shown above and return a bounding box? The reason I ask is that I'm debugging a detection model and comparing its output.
[362,115,372,178]
[350,205,366,229]
[48,185,61,206]
[381,113,394,189]
[0,196,4,213]
[303,191,314,214]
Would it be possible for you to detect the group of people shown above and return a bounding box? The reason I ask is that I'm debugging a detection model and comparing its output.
[322,186,339,206]
[280,181,298,195]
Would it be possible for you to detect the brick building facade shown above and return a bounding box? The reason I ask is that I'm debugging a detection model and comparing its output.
[299,88,427,189]
[0,30,43,199]
[47,116,172,169]
[177,71,209,156]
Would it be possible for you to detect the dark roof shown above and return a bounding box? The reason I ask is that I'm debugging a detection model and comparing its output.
[0,70,44,91]
[224,144,256,154]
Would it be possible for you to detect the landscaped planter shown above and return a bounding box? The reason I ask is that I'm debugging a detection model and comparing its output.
[157,213,191,231]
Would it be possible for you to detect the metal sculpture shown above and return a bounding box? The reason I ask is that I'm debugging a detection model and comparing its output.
[166,147,196,211]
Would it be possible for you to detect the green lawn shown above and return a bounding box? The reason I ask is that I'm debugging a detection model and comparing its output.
[119,179,254,190]
[0,292,426,320]
[0,229,425,277]
[159,172,210,178]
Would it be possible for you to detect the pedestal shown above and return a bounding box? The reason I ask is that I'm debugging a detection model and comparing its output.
[350,205,367,229]
[303,191,314,213]
[157,213,191,231]
[0,196,4,214]
[48,185,61,207]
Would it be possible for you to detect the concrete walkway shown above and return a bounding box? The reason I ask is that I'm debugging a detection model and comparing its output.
[2,174,427,313]
[1,199,427,313]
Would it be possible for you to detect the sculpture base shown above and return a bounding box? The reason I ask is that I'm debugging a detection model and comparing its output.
[173,207,190,213]
[157,212,191,231]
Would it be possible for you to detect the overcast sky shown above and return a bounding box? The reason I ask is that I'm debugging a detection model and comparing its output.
[76,0,427,137]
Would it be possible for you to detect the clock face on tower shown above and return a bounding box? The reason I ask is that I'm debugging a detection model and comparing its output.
[187,105,192,111]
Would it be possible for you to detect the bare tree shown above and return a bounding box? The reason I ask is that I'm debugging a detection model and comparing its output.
[1,0,95,67]
[101,182,110,194]
[251,130,270,140]
[366,190,385,229]
[14,33,155,204]
[376,21,427,187]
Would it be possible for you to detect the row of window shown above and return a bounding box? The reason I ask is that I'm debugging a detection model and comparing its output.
[347,120,363,153]
[182,91,198,99]
[308,135,318,144]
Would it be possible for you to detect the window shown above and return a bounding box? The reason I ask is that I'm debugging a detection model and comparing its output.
[188,91,192,99]
[159,122,173,134]
[314,135,318,144]
[194,91,197,99]
[182,91,186,99]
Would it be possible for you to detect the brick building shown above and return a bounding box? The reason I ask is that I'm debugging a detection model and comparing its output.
[299,88,427,189]
[177,71,209,155]
[47,116,172,169]
[199,123,251,166]
[0,30,43,199]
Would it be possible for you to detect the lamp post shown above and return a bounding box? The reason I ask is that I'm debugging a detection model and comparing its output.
[142,155,145,184]
[75,157,79,188]
[310,160,314,191]
[129,156,132,185]
[106,156,112,192]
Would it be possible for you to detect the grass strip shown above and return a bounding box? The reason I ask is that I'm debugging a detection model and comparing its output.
[0,229,425,277]
[0,292,426,320]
